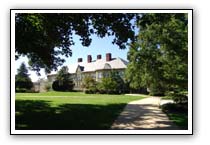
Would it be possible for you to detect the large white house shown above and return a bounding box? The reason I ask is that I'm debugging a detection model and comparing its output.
[47,53,128,90]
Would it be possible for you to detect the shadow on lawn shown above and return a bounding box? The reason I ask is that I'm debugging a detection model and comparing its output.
[15,100,126,130]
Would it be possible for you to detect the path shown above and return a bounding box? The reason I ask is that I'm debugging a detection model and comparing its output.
[111,97,179,130]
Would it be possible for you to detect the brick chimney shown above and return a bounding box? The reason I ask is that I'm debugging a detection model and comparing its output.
[78,58,82,63]
[106,53,112,61]
[87,55,92,63]
[97,54,102,60]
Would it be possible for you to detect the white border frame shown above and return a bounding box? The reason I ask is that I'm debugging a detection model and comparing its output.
[11,9,193,135]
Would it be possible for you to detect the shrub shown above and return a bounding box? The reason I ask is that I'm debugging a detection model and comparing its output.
[82,76,98,94]
[161,103,188,114]
[45,83,52,92]
[82,71,127,94]
[52,80,74,92]
[52,80,60,91]
[166,91,188,104]
[15,63,33,93]
[98,71,126,94]
[98,77,118,94]
[52,66,75,92]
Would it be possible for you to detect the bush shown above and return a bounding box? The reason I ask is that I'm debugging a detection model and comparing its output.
[45,83,52,92]
[84,87,97,94]
[166,91,188,104]
[52,66,75,92]
[82,76,98,94]
[15,78,33,93]
[52,80,74,92]
[82,71,127,94]
[52,80,60,91]
[98,77,118,94]
[161,103,188,114]
[98,72,126,94]
[15,88,34,93]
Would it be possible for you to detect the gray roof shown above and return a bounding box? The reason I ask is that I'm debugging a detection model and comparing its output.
[68,57,128,74]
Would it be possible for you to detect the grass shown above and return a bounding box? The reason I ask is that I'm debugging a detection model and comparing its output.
[167,113,188,129]
[15,91,145,130]
[161,103,188,129]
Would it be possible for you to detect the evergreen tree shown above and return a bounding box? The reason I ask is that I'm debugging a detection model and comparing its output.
[52,66,74,91]
[15,62,33,92]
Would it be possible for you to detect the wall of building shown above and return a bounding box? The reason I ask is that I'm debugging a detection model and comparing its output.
[73,69,126,90]
[46,69,126,91]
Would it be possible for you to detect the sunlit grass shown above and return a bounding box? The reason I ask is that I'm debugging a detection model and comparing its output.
[15,91,145,130]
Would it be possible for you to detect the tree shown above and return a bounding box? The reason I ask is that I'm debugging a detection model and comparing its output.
[97,71,126,94]
[15,62,33,92]
[81,76,98,94]
[52,66,74,91]
[126,13,188,95]
[15,13,139,73]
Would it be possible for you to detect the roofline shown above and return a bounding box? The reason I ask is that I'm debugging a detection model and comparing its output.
[71,68,126,74]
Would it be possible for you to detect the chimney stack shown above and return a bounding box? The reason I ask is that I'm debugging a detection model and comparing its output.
[106,53,112,61]
[87,55,92,63]
[78,58,83,63]
[97,54,102,60]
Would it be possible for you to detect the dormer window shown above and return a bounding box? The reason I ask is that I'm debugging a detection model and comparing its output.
[104,63,111,69]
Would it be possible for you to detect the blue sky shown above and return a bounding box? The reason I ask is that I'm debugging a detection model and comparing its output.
[63,34,129,65]
[15,34,130,82]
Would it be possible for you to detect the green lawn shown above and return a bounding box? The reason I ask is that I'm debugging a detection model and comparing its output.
[16,92,145,130]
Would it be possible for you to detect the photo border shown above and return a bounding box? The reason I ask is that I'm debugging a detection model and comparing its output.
[10,9,193,135]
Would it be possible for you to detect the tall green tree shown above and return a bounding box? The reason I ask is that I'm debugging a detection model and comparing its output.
[126,13,188,95]
[15,13,139,73]
[52,66,74,91]
[15,62,33,92]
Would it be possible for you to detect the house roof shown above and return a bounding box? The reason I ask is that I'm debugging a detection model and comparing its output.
[68,57,128,74]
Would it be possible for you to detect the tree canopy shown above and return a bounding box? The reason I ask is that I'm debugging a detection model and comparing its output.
[126,13,188,95]
[15,13,138,73]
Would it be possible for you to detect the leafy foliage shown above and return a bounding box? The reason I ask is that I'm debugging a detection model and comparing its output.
[15,13,138,73]
[98,77,118,94]
[52,66,74,91]
[82,76,98,94]
[126,13,188,96]
[15,62,33,92]
[166,91,188,104]
[98,71,126,94]
[81,71,127,94]
[44,82,52,92]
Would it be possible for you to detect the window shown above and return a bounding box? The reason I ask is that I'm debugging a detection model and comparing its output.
[119,71,125,77]
[104,63,111,69]
[98,72,102,79]
[91,73,96,79]
[103,71,109,78]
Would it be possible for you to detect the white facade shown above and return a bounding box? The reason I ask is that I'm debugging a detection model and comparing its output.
[47,54,128,90]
